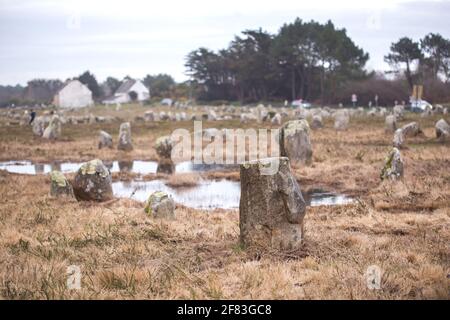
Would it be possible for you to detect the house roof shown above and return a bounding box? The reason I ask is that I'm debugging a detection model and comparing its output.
[115,79,137,94]
[55,79,89,95]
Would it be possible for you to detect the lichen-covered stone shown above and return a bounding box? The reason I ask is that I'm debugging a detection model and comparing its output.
[280,120,312,166]
[380,148,404,180]
[50,171,74,198]
[239,157,306,250]
[98,130,113,149]
[155,136,173,159]
[72,159,113,201]
[144,191,175,219]
[117,122,133,151]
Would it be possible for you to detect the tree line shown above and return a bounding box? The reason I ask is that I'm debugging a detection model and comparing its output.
[186,18,450,105]
[0,72,177,107]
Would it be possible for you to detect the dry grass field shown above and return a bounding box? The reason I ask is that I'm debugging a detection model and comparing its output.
[0,104,449,299]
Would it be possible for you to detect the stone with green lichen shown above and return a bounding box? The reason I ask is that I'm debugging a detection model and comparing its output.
[50,171,74,197]
[380,148,404,180]
[72,159,113,201]
[144,191,175,219]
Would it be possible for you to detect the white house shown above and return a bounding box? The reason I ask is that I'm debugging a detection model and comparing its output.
[103,79,150,104]
[53,80,93,108]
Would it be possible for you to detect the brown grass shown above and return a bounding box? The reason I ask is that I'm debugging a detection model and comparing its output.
[0,106,449,299]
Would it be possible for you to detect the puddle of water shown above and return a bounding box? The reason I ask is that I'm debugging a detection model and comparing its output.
[0,161,80,175]
[112,180,354,209]
[112,179,241,210]
[306,192,354,206]
[0,160,237,175]
[0,160,354,209]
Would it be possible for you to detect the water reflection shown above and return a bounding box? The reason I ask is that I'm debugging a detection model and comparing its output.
[113,179,241,210]
[112,179,354,210]
[0,160,238,175]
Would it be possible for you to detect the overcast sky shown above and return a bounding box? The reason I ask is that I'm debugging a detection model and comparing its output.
[0,0,449,86]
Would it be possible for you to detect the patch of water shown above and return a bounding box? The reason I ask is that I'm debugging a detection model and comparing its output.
[112,179,354,209]
[0,160,237,175]
[112,179,241,210]
[306,192,354,206]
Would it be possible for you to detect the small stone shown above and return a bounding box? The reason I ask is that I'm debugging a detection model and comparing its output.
[381,147,404,180]
[117,122,133,151]
[271,113,282,125]
[155,136,173,159]
[385,115,397,133]
[393,128,405,148]
[310,115,323,129]
[72,159,113,202]
[32,116,45,136]
[280,120,312,166]
[144,191,175,219]
[393,105,404,120]
[334,110,349,130]
[98,130,113,149]
[42,115,61,140]
[50,171,74,198]
[401,122,421,138]
[144,111,155,122]
[435,119,450,141]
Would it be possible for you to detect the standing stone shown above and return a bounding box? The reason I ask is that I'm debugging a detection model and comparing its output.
[239,157,307,250]
[393,105,404,120]
[144,191,175,219]
[385,115,397,133]
[401,122,421,138]
[380,148,404,180]
[240,113,249,124]
[72,159,113,202]
[155,136,173,159]
[117,122,133,151]
[334,110,349,130]
[280,120,312,166]
[144,111,155,122]
[393,128,405,148]
[32,116,46,136]
[98,130,113,149]
[42,115,61,140]
[208,110,218,121]
[310,115,323,129]
[50,171,74,198]
[156,160,175,174]
[435,119,450,141]
[271,113,282,125]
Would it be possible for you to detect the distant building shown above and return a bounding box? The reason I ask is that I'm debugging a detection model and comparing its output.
[53,80,93,108]
[103,79,150,104]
